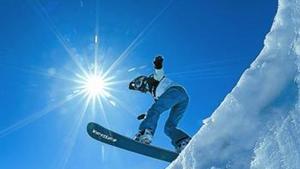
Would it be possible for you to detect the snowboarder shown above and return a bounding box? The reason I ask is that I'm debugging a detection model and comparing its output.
[129,55,191,153]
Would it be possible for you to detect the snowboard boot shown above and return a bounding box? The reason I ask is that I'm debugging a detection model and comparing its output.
[133,129,153,144]
[175,137,191,153]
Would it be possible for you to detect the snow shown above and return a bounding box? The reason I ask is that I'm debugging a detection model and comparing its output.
[167,0,300,168]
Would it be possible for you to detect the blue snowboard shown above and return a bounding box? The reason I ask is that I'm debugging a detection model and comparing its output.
[87,122,179,162]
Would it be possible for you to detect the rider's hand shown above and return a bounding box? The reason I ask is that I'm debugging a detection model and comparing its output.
[137,113,146,120]
[153,55,164,69]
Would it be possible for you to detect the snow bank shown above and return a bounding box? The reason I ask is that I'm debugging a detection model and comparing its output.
[168,0,300,168]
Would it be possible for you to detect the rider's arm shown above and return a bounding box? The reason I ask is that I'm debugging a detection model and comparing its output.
[153,55,164,81]
[154,68,164,81]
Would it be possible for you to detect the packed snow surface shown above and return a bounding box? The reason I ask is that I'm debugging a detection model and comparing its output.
[168,0,300,168]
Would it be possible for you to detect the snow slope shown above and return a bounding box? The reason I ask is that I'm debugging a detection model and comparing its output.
[168,0,300,168]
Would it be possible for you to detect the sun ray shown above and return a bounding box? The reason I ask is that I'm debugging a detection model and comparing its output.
[0,92,80,138]
[103,94,137,118]
[96,95,111,129]
[101,145,105,161]
[0,62,81,85]
[60,95,91,169]
[32,0,89,78]
[102,0,175,79]
[94,0,100,72]
[105,79,131,86]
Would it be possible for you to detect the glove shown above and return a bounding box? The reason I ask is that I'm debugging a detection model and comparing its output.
[137,113,146,120]
[153,55,164,69]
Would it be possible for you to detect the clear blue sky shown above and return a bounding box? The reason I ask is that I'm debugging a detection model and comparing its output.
[0,0,276,169]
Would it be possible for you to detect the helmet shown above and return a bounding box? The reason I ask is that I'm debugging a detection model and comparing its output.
[129,75,149,93]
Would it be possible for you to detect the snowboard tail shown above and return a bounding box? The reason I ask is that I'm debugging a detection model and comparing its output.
[87,122,179,162]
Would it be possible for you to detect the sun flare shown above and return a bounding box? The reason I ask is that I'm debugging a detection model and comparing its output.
[84,74,106,97]
[75,68,112,102]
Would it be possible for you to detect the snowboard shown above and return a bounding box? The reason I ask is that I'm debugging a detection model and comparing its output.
[87,122,179,162]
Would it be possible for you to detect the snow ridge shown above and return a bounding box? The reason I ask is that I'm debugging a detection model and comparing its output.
[168,0,300,168]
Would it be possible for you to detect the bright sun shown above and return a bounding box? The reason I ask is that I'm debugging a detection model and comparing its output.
[71,36,118,108]
[72,62,120,110]
[84,74,106,97]
[75,68,111,102]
